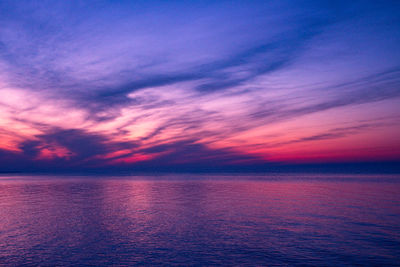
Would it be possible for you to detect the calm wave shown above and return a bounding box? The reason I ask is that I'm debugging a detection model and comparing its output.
[0,174,399,266]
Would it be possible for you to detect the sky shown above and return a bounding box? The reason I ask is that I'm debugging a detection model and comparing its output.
[0,0,399,173]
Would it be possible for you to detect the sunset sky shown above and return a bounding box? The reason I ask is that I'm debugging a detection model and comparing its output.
[0,1,399,172]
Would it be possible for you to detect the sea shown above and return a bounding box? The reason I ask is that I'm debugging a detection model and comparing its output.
[0,173,399,266]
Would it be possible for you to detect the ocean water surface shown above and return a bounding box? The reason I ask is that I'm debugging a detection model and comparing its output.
[0,174,399,266]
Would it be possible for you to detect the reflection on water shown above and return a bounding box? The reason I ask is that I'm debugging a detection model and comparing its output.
[0,174,399,265]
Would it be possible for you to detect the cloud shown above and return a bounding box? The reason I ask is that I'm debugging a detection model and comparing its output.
[0,0,334,109]
[248,67,400,123]
[0,128,266,172]
[0,0,399,172]
[263,123,378,149]
[10,128,135,168]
